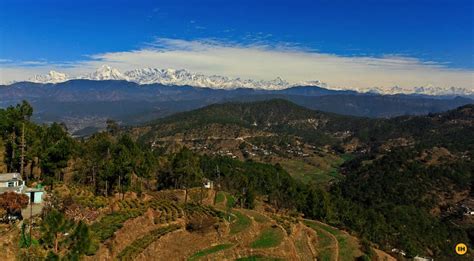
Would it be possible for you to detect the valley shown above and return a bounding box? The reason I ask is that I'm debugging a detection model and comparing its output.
[2,1,473,260]
[0,99,472,260]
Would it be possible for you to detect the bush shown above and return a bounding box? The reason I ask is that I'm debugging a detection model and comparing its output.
[186,215,218,232]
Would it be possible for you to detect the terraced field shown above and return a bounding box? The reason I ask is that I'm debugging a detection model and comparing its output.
[304,220,362,261]
[241,209,270,223]
[279,158,343,184]
[77,189,392,261]
[215,191,226,204]
[117,225,181,260]
[304,221,338,261]
[188,243,234,260]
[230,210,252,234]
[250,227,285,248]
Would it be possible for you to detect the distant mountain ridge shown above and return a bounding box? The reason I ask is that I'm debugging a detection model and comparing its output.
[1,79,472,135]
[24,65,474,97]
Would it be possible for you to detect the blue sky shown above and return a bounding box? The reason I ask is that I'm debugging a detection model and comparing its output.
[0,0,473,89]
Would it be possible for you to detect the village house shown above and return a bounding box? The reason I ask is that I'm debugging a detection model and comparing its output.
[0,173,25,193]
[203,178,214,189]
[0,173,45,204]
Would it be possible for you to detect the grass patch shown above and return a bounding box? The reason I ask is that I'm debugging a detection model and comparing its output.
[305,221,361,261]
[230,210,251,234]
[341,153,354,162]
[250,227,284,248]
[215,191,225,204]
[279,153,353,184]
[304,221,336,261]
[316,222,360,261]
[226,193,236,208]
[243,210,269,223]
[188,243,233,260]
[279,159,340,184]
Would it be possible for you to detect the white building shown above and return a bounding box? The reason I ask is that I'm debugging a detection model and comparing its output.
[0,173,25,193]
[0,173,44,203]
[203,179,214,189]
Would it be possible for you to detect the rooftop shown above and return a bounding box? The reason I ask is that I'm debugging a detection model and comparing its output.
[0,173,22,182]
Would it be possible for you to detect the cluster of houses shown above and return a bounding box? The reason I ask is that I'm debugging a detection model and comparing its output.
[0,172,45,204]
[285,146,310,157]
[212,149,238,159]
[242,144,272,158]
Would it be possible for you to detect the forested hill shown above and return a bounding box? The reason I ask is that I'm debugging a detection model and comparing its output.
[137,99,474,152]
[139,99,364,135]
[152,98,352,127]
[132,99,474,258]
[373,103,474,151]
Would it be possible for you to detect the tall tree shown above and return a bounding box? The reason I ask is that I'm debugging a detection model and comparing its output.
[64,221,92,259]
[40,209,73,254]
[40,123,75,187]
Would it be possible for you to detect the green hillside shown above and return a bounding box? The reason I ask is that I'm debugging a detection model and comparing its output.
[132,99,474,259]
[1,100,473,259]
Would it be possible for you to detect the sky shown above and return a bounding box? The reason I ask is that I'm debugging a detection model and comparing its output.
[0,0,473,90]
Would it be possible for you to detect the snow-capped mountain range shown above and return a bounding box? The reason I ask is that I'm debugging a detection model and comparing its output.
[30,70,69,84]
[362,85,474,97]
[28,65,473,96]
[29,65,325,90]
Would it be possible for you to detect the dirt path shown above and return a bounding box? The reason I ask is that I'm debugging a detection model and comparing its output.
[21,203,44,219]
[304,227,318,260]
[319,224,339,261]
[304,220,339,261]
[215,191,228,210]
[291,223,316,261]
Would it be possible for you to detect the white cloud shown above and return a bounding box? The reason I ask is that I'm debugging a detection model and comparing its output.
[0,38,473,91]
[20,60,49,66]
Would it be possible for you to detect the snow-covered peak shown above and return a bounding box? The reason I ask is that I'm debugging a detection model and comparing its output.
[26,66,473,96]
[293,80,328,88]
[123,68,293,90]
[360,85,474,96]
[84,65,128,81]
[30,70,69,84]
